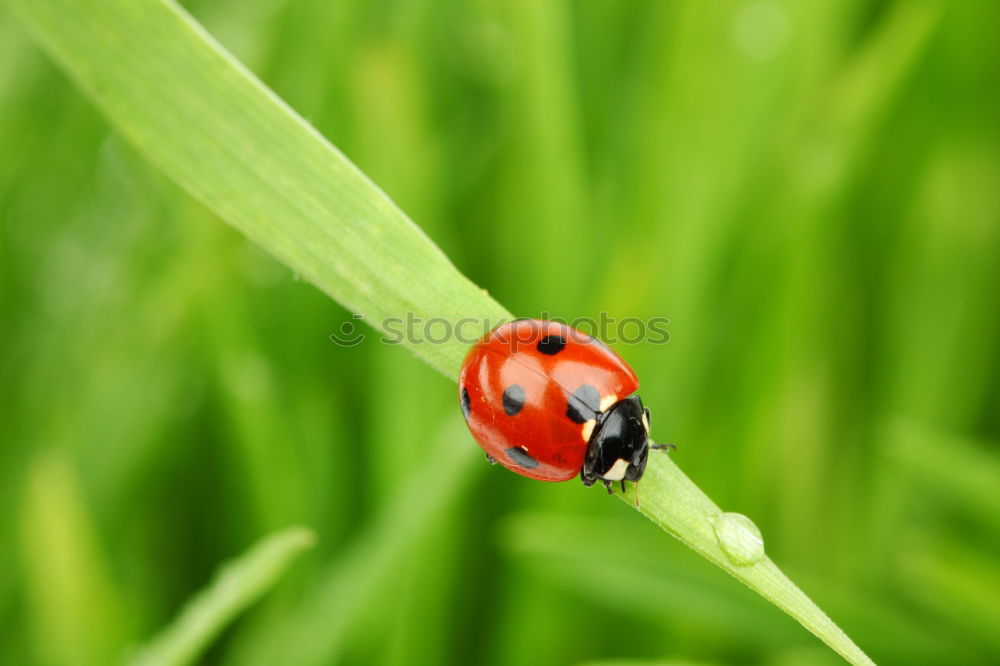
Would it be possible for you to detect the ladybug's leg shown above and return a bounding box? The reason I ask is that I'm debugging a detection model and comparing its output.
[650,441,677,452]
[485,453,497,464]
[620,480,626,493]
[602,479,614,495]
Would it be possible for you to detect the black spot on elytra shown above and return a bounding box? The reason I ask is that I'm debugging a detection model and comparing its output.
[460,388,471,420]
[566,384,601,423]
[536,335,566,355]
[506,447,539,469]
[502,384,526,416]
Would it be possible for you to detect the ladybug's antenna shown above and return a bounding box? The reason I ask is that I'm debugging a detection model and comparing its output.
[650,441,677,452]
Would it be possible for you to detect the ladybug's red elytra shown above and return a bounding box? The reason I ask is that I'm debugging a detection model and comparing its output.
[459,319,654,492]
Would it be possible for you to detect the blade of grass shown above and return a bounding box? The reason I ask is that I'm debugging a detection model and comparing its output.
[227,419,481,666]
[19,450,128,666]
[5,0,509,379]
[620,455,873,666]
[6,1,875,663]
[500,512,802,649]
[128,526,315,666]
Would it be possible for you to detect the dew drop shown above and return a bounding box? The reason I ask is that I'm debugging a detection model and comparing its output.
[713,512,765,566]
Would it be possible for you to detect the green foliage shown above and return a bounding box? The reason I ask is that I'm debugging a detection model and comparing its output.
[5,0,507,379]
[129,527,315,666]
[2,0,999,665]
[7,0,877,661]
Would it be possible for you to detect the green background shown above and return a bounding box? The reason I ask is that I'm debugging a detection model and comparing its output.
[2,1,999,664]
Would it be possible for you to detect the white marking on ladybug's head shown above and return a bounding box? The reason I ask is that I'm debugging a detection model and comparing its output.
[601,458,630,481]
[641,410,650,433]
[599,394,617,412]
[581,419,596,442]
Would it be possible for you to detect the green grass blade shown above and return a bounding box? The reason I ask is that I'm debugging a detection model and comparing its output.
[227,419,481,666]
[128,527,315,666]
[621,455,874,666]
[20,451,128,666]
[6,1,874,663]
[5,0,509,379]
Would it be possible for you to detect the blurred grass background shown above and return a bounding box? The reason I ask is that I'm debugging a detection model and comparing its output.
[2,0,999,664]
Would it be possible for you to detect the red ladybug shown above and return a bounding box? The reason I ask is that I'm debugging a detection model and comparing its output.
[459,319,653,492]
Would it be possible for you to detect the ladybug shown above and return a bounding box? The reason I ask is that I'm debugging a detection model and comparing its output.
[459,319,656,493]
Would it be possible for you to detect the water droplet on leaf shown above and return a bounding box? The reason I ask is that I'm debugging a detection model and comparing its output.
[713,512,765,566]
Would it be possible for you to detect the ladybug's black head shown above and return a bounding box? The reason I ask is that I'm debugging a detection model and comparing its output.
[581,395,650,488]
